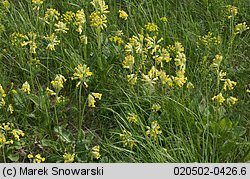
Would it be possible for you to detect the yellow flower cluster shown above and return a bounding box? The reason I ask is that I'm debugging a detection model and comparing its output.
[7,104,14,114]
[44,8,60,24]
[90,12,107,30]
[21,81,31,94]
[21,32,37,54]
[88,92,102,107]
[127,112,138,123]
[222,79,237,91]
[43,33,60,51]
[160,16,168,23]
[62,11,75,24]
[120,130,136,149]
[28,153,45,163]
[0,84,6,108]
[91,0,109,14]
[31,0,43,11]
[90,0,109,30]
[47,74,67,104]
[235,22,249,34]
[63,153,75,163]
[212,93,225,105]
[127,74,137,85]
[74,9,86,34]
[146,120,162,141]
[122,54,134,71]
[51,74,67,94]
[55,21,69,33]
[210,54,223,69]
[10,32,27,46]
[71,64,92,88]
[151,104,161,112]
[197,32,221,48]
[119,10,128,20]
[109,30,124,45]
[144,22,158,32]
[0,123,24,145]
[227,5,238,19]
[91,145,101,160]
[122,30,190,88]
[210,54,238,106]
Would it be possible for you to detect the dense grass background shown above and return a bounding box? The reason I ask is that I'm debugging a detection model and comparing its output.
[0,0,249,163]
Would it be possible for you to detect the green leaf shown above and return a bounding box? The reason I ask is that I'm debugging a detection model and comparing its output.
[8,153,19,162]
[54,126,74,143]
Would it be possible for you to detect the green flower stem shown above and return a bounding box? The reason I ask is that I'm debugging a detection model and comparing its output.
[96,28,103,70]
[2,146,6,163]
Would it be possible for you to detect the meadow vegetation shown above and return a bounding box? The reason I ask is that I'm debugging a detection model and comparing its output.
[0,0,249,163]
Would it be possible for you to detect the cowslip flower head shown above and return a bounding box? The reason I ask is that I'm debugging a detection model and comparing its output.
[119,10,128,20]
[21,81,31,94]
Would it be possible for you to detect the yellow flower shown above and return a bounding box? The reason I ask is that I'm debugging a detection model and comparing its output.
[55,21,69,33]
[46,87,56,96]
[44,8,60,24]
[21,81,31,94]
[11,129,25,141]
[210,54,223,69]
[119,10,128,20]
[122,55,134,70]
[247,89,250,93]
[88,94,96,107]
[127,113,138,123]
[158,70,173,87]
[160,16,168,23]
[226,96,238,106]
[120,130,136,149]
[74,9,86,34]
[0,133,7,144]
[63,153,75,163]
[186,82,194,89]
[34,154,45,163]
[88,92,102,107]
[151,104,161,112]
[223,79,237,91]
[146,120,162,141]
[127,74,137,85]
[89,12,107,30]
[227,5,238,19]
[0,84,6,98]
[174,41,184,52]
[145,22,158,32]
[71,64,92,88]
[91,0,109,14]
[32,0,43,10]
[28,154,34,159]
[43,33,60,51]
[21,32,37,54]
[7,104,14,114]
[62,11,76,24]
[173,70,187,87]
[91,145,101,160]
[56,95,65,104]
[51,74,67,94]
[0,98,6,108]
[92,93,102,100]
[212,93,225,105]
[109,35,124,45]
[235,22,249,34]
